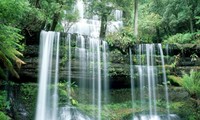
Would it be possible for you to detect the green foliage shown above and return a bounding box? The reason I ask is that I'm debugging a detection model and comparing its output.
[167,75,182,85]
[21,83,37,100]
[0,91,10,111]
[162,1,190,27]
[87,0,124,17]
[181,70,200,99]
[0,112,10,120]
[163,33,196,44]
[138,3,162,42]
[78,101,134,120]
[106,27,136,51]
[190,53,199,62]
[0,25,25,79]
[114,0,133,25]
[20,83,37,119]
[0,90,10,120]
[22,0,77,32]
[58,81,78,106]
[0,0,29,25]
[136,0,200,43]
[0,0,27,79]
[0,0,78,79]
[171,100,200,120]
[108,49,129,76]
[196,16,200,25]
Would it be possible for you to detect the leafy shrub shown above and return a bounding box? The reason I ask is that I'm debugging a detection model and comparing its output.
[163,32,197,44]
[181,70,200,99]
[58,81,78,106]
[171,100,200,120]
[0,25,25,79]
[106,26,136,52]
[20,84,38,119]
[0,0,27,79]
[0,91,10,111]
[0,91,10,120]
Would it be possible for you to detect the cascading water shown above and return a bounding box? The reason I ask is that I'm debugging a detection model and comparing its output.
[35,31,60,120]
[66,34,71,104]
[35,0,127,120]
[65,0,123,36]
[103,41,109,102]
[35,1,181,120]
[76,36,109,120]
[36,32,109,120]
[36,1,110,119]
[129,44,180,120]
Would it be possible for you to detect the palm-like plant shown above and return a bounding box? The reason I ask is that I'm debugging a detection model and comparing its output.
[0,25,25,79]
[0,0,28,80]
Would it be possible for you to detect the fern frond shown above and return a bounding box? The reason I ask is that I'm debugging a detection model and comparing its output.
[0,67,6,80]
[182,70,200,97]
[0,51,19,78]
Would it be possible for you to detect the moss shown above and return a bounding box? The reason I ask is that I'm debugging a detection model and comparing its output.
[167,75,182,86]
[0,91,10,120]
[170,100,200,120]
[20,83,38,119]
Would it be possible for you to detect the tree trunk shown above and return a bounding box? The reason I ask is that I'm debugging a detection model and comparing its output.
[50,13,60,31]
[156,27,161,43]
[189,18,194,33]
[35,0,40,8]
[133,0,138,37]
[187,0,194,33]
[99,14,107,39]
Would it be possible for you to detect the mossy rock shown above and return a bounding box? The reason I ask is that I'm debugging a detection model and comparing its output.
[167,75,182,86]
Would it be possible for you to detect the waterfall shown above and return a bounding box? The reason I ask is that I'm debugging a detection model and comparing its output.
[35,1,128,120]
[103,41,109,103]
[130,44,175,120]
[74,36,109,120]
[36,30,109,120]
[97,39,101,120]
[77,0,84,20]
[158,44,170,119]
[129,48,135,118]
[35,31,60,120]
[65,0,123,36]
[66,34,71,104]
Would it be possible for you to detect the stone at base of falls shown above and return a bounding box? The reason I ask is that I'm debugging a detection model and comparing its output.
[132,114,181,120]
[59,105,92,120]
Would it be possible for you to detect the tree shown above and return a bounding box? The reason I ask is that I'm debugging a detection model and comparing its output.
[132,0,200,43]
[87,0,115,39]
[133,0,138,37]
[138,2,162,42]
[0,0,28,80]
[21,0,77,33]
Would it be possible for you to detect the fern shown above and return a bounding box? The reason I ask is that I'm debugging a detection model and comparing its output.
[182,70,200,98]
[0,25,25,79]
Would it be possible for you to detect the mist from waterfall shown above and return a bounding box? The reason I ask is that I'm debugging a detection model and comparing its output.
[63,0,123,36]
